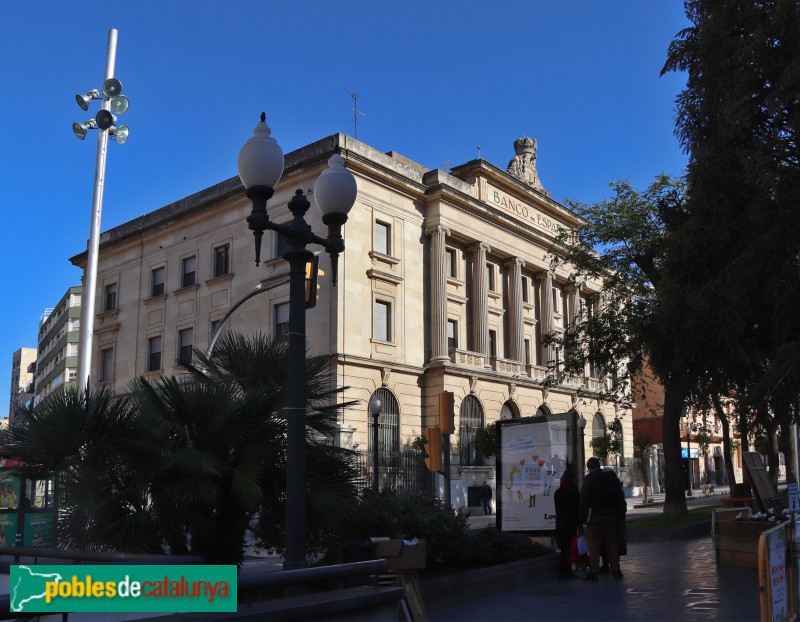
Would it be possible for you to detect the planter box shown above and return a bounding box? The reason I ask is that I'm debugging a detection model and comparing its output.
[372,538,427,570]
[714,519,775,568]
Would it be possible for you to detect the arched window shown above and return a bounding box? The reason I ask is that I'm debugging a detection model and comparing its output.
[592,412,607,465]
[592,412,606,437]
[459,395,484,466]
[500,401,518,420]
[367,388,400,456]
[535,404,551,418]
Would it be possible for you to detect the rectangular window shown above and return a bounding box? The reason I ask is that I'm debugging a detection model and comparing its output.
[374,300,391,342]
[486,263,495,291]
[489,330,497,358]
[375,221,390,255]
[447,319,458,350]
[274,230,288,259]
[104,283,117,312]
[151,267,165,298]
[275,302,290,338]
[521,276,529,303]
[445,248,456,278]
[181,256,197,288]
[100,348,113,382]
[552,287,560,312]
[213,244,230,277]
[147,336,162,372]
[524,338,531,366]
[178,328,193,365]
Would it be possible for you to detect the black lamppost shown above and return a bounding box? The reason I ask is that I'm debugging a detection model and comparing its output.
[237,114,357,570]
[369,394,382,491]
[578,415,587,486]
[686,422,694,497]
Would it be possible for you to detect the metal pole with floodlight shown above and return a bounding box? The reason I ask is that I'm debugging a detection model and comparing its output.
[237,114,357,570]
[74,28,131,396]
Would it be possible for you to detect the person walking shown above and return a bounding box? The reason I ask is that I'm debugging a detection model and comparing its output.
[553,468,580,578]
[580,457,624,581]
[481,481,493,515]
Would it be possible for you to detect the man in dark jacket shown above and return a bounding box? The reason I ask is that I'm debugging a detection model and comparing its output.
[580,457,624,580]
[553,469,580,578]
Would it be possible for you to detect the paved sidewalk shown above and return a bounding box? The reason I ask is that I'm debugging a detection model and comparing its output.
[428,535,761,621]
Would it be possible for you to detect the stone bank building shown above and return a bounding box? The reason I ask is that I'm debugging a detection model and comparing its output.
[71,133,631,510]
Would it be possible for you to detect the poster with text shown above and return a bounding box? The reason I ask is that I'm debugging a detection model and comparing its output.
[0,513,18,547]
[498,414,574,533]
[23,512,54,547]
[0,474,20,510]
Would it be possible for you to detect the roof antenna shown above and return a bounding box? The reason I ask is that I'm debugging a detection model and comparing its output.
[347,92,366,139]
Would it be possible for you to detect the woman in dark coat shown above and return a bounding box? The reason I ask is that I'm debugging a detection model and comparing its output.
[553,469,580,578]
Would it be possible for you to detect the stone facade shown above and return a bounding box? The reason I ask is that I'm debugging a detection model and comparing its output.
[70,134,631,508]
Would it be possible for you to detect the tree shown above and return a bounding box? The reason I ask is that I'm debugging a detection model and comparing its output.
[590,419,623,467]
[633,433,654,503]
[474,422,499,459]
[662,0,800,485]
[548,174,692,516]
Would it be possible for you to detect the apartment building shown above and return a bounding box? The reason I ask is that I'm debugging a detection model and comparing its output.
[34,287,82,402]
[8,347,36,418]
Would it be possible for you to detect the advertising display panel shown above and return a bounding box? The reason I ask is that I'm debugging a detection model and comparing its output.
[498,412,579,534]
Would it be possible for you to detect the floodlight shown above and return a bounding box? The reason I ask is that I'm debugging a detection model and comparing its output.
[75,89,100,111]
[110,125,129,144]
[103,78,122,97]
[72,119,97,140]
[109,95,129,114]
[95,110,116,130]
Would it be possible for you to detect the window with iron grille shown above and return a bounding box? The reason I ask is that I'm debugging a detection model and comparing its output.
[459,395,484,466]
[367,388,400,457]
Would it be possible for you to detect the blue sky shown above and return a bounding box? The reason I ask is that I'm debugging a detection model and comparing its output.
[0,1,689,413]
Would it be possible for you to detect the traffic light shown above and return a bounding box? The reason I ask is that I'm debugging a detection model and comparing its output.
[439,391,454,434]
[424,427,442,472]
[305,255,320,309]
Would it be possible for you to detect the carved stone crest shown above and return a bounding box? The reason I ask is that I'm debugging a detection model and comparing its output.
[506,136,550,196]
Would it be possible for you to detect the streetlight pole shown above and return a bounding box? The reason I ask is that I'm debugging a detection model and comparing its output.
[369,394,382,492]
[238,114,357,571]
[686,422,693,498]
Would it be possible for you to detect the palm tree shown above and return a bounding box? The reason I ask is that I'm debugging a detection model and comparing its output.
[183,332,359,558]
[633,433,654,503]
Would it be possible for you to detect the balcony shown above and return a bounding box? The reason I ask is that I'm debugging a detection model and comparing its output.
[489,356,523,375]
[449,348,485,369]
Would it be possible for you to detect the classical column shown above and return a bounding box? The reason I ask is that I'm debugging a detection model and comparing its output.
[426,225,450,363]
[504,257,525,363]
[567,283,581,327]
[537,271,554,368]
[470,241,490,366]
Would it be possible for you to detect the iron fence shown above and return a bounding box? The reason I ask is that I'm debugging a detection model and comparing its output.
[354,449,434,495]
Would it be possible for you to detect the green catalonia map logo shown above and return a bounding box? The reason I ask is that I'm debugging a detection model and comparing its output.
[10,564,237,614]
